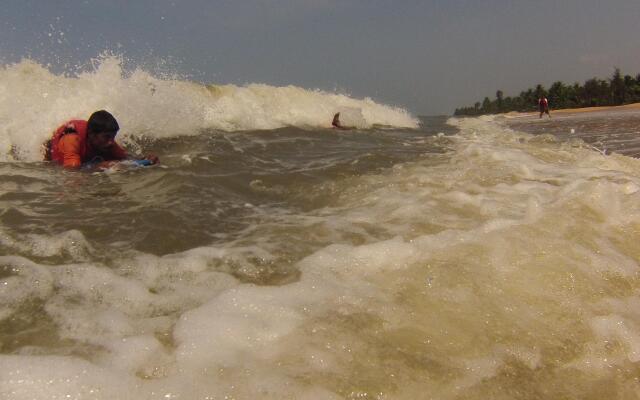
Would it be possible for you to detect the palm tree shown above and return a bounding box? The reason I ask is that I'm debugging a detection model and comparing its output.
[482,97,492,113]
[611,67,625,105]
[583,78,600,106]
[548,81,567,109]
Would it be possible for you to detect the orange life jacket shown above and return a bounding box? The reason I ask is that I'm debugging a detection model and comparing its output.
[49,120,89,164]
[47,119,127,168]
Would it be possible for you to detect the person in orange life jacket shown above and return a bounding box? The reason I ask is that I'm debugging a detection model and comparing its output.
[45,110,158,169]
[538,96,551,119]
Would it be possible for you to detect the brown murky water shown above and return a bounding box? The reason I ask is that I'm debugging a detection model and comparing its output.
[2,114,640,399]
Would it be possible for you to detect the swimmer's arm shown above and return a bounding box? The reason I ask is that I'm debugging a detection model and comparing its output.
[110,143,129,160]
[98,145,158,168]
[142,153,159,164]
[96,154,160,169]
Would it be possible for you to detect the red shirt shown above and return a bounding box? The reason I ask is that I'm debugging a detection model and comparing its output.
[49,120,127,168]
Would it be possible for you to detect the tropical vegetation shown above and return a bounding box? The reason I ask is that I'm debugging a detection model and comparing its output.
[453,68,640,116]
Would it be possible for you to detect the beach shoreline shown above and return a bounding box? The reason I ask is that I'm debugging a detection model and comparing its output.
[503,101,640,157]
[502,102,640,118]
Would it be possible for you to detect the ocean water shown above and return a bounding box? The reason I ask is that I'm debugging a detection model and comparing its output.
[2,60,640,399]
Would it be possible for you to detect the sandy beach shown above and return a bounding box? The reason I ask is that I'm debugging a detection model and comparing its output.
[503,101,640,157]
[551,102,640,114]
[503,102,640,118]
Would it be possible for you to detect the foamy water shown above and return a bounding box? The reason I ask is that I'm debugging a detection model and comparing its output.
[2,63,640,399]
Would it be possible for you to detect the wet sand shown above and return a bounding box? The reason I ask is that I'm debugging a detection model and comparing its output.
[503,104,640,157]
[504,102,640,118]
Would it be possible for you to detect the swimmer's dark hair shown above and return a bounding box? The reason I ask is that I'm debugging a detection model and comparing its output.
[87,110,119,135]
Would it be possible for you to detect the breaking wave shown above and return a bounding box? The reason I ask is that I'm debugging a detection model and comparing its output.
[0,56,418,162]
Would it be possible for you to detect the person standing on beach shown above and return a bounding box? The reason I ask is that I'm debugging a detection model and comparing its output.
[538,96,551,118]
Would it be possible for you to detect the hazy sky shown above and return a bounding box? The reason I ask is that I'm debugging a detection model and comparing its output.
[2,0,639,115]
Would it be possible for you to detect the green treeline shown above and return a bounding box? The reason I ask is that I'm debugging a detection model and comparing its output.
[453,68,640,116]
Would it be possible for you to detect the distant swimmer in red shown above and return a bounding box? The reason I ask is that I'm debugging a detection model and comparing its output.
[538,96,551,119]
[44,110,159,169]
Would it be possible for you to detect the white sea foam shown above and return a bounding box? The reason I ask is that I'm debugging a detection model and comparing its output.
[0,56,418,162]
[2,116,640,398]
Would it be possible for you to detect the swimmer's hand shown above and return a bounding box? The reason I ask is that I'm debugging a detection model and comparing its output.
[96,160,119,169]
[133,159,153,166]
[143,154,159,165]
[130,154,159,167]
[126,154,160,167]
[89,154,159,170]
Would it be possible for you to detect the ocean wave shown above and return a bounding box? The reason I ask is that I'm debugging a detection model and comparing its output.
[0,56,418,162]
